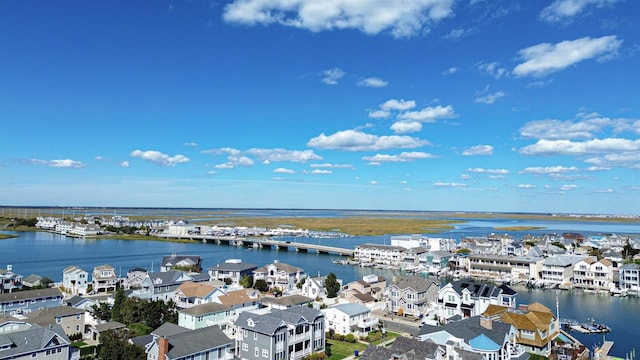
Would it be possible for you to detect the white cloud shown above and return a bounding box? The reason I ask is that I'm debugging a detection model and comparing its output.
[433,181,466,187]
[397,105,456,122]
[517,184,536,188]
[246,148,322,163]
[391,120,423,134]
[462,145,494,156]
[202,147,242,156]
[540,0,619,22]
[368,109,391,119]
[183,142,198,147]
[370,180,378,185]
[320,67,345,85]
[129,150,190,167]
[560,184,578,191]
[362,151,437,163]
[307,129,430,151]
[311,169,332,174]
[519,166,579,174]
[380,99,416,111]
[585,166,611,171]
[520,138,640,156]
[592,188,614,193]
[38,159,86,168]
[442,67,458,75]
[120,161,130,168]
[513,35,622,77]
[474,89,506,104]
[274,167,296,174]
[519,119,603,140]
[207,170,216,175]
[478,62,508,79]
[466,168,509,174]
[214,163,235,169]
[310,163,353,169]
[460,174,472,180]
[442,27,473,41]
[584,151,640,167]
[223,0,456,38]
[357,77,388,88]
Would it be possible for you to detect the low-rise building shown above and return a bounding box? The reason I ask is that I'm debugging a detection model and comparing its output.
[0,321,72,360]
[437,278,517,322]
[342,274,386,304]
[209,259,257,286]
[161,254,203,273]
[92,264,117,293]
[619,263,640,296]
[25,306,86,337]
[573,258,614,290]
[253,261,305,293]
[0,288,63,315]
[146,324,234,360]
[384,276,439,318]
[322,303,378,336]
[62,265,89,296]
[234,306,325,360]
[354,244,406,267]
[541,255,586,287]
[0,265,23,294]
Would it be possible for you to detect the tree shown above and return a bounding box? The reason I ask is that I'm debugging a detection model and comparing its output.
[324,272,340,298]
[240,275,254,288]
[91,302,112,322]
[254,279,269,292]
[98,329,145,360]
[111,288,127,323]
[297,278,306,289]
[224,277,233,285]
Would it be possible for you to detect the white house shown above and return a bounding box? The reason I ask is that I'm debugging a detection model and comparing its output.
[252,260,305,293]
[619,263,640,295]
[322,303,378,336]
[540,255,587,287]
[437,278,517,322]
[92,264,117,293]
[354,244,406,267]
[62,265,89,296]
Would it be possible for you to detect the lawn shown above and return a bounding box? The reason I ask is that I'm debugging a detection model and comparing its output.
[326,339,367,360]
[371,331,401,346]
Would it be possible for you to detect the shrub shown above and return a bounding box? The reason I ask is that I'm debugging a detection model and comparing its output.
[344,334,356,343]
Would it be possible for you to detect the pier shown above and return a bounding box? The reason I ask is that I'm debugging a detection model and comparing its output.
[155,234,354,257]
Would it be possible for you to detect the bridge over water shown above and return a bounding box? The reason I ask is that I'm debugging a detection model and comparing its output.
[155,234,354,257]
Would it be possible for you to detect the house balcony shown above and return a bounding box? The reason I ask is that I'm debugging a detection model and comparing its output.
[357,317,379,331]
[291,332,311,342]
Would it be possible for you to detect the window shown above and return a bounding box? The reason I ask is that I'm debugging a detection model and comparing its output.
[242,344,248,351]
[262,349,269,358]
[254,332,258,340]
[255,347,259,357]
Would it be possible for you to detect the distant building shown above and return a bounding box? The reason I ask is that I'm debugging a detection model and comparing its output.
[0,265,23,293]
[253,260,305,293]
[619,263,640,296]
[62,265,89,296]
[342,274,386,304]
[122,267,147,290]
[0,288,63,315]
[209,259,257,285]
[161,253,202,273]
[384,275,439,317]
[92,264,117,293]
[25,305,86,336]
[437,278,517,322]
[354,244,406,267]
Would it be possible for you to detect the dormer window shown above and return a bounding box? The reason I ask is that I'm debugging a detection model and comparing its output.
[248,319,255,327]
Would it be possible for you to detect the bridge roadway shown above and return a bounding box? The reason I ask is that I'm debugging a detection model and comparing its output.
[155,234,354,257]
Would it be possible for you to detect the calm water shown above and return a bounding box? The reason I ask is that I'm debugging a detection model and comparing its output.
[1,211,639,357]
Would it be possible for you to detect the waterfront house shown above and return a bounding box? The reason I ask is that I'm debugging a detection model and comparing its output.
[21,274,43,289]
[467,254,544,282]
[0,321,72,360]
[62,265,89,296]
[541,255,587,287]
[418,250,453,274]
[354,244,406,267]
[437,278,517,322]
[25,305,86,337]
[122,267,148,290]
[384,275,439,318]
[234,306,325,360]
[0,265,23,294]
[390,234,457,251]
[69,223,101,237]
[136,270,201,302]
[573,258,614,290]
[0,288,63,315]
[322,303,378,336]
[342,274,386,303]
[146,324,234,360]
[416,315,519,360]
[161,253,202,273]
[252,260,305,293]
[360,336,483,360]
[619,263,640,296]
[401,247,428,268]
[483,302,560,357]
[92,264,117,293]
[209,259,257,285]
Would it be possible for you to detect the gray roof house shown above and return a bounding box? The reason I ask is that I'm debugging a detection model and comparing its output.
[209,259,257,285]
[146,324,233,360]
[384,275,439,317]
[437,278,517,322]
[360,336,483,360]
[161,254,202,273]
[253,260,305,292]
[0,321,73,360]
[0,288,63,316]
[135,270,203,302]
[25,306,86,336]
[234,306,325,360]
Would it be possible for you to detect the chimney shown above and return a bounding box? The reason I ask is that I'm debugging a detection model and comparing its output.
[158,337,169,360]
[480,317,493,330]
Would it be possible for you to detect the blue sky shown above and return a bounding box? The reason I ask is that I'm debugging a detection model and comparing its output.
[1,0,639,215]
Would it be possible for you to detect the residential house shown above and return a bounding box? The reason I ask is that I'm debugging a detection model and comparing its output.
[384,276,439,318]
[437,279,517,322]
[300,276,327,300]
[122,267,148,290]
[619,263,640,296]
[253,261,305,293]
[573,258,614,290]
[390,235,457,252]
[62,265,89,296]
[0,288,63,315]
[322,303,378,336]
[418,250,453,274]
[360,336,482,360]
[541,255,587,287]
[483,302,560,356]
[416,315,520,360]
[0,321,72,360]
[234,306,325,360]
[209,259,257,285]
[161,253,203,273]
[174,281,226,309]
[89,321,126,343]
[261,295,312,311]
[0,265,23,293]
[354,244,406,267]
[135,270,203,302]
[146,324,234,360]
[178,288,262,334]
[342,274,386,304]
[92,264,117,293]
[401,247,428,269]
[21,274,43,289]
[25,306,86,337]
